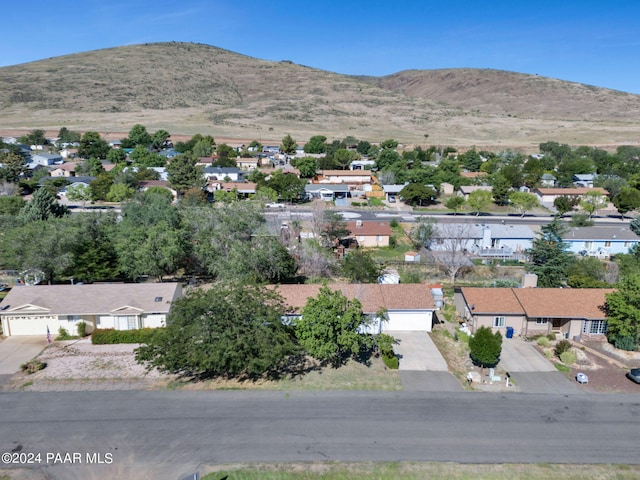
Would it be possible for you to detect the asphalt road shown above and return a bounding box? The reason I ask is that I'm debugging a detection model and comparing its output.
[1,390,639,479]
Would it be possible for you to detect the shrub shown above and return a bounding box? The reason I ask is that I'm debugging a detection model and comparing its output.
[547,332,557,341]
[91,328,158,344]
[560,350,577,365]
[77,321,87,337]
[389,236,397,249]
[20,359,46,374]
[612,336,638,352]
[537,336,550,347]
[382,353,399,369]
[390,218,399,228]
[56,327,78,340]
[554,339,572,357]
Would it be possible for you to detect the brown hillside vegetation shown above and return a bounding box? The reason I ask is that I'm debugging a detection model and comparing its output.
[1,41,639,148]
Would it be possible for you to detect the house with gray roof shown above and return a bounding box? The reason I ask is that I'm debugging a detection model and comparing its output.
[0,283,182,336]
[31,153,63,166]
[305,183,349,201]
[203,166,242,181]
[431,223,535,257]
[562,226,640,257]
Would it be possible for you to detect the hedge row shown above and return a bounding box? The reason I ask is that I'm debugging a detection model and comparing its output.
[91,328,158,344]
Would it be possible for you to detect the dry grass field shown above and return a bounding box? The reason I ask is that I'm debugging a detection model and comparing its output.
[1,42,640,149]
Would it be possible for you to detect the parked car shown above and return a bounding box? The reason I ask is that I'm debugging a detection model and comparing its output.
[265,202,285,209]
[626,368,640,384]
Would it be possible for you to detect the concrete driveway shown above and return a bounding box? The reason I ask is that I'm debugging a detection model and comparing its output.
[391,331,448,371]
[500,337,556,372]
[0,336,48,384]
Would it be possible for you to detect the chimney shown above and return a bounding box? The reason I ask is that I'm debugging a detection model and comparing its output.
[356,220,363,228]
[522,273,538,288]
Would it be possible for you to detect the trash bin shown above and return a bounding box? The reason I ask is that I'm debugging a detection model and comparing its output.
[506,326,514,339]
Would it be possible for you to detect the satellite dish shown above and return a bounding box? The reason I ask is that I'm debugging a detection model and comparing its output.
[20,268,45,286]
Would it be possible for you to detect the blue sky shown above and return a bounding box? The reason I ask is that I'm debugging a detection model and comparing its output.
[2,1,640,93]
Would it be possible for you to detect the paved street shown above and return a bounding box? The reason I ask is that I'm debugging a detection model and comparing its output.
[1,390,639,479]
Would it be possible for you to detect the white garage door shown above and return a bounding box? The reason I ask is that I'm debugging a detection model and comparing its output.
[383,311,432,332]
[6,317,59,336]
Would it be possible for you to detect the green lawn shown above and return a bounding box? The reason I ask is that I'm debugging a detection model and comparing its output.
[202,463,640,480]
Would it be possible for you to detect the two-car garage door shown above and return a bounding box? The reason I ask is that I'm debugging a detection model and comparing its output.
[382,311,433,332]
[3,316,59,336]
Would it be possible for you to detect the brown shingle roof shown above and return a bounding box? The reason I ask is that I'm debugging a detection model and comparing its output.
[273,284,434,314]
[534,187,609,196]
[513,288,613,319]
[459,288,524,315]
[345,221,392,237]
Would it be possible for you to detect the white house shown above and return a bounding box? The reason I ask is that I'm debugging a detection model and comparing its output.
[203,166,241,181]
[0,283,182,336]
[31,153,63,166]
[562,226,640,257]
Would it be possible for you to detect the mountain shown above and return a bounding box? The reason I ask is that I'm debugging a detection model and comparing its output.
[1,41,639,147]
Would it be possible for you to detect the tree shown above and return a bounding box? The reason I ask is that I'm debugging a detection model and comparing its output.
[78,132,110,159]
[580,191,607,218]
[433,222,473,283]
[375,149,402,170]
[89,173,114,202]
[135,283,298,379]
[296,286,369,367]
[399,183,437,207]
[469,326,502,376]
[295,157,318,178]
[467,189,492,216]
[320,211,349,247]
[605,274,640,350]
[57,127,81,144]
[491,174,511,206]
[445,196,466,215]
[265,170,306,202]
[122,124,152,148]
[459,149,483,172]
[0,195,24,215]
[20,129,47,146]
[631,216,640,236]
[19,188,68,222]
[554,195,579,216]
[106,183,135,202]
[76,157,105,177]
[332,148,359,170]
[167,153,204,195]
[379,139,398,150]
[128,145,166,168]
[0,151,26,183]
[106,148,127,164]
[280,134,297,155]
[303,135,327,154]
[151,129,170,151]
[65,183,92,207]
[526,217,575,287]
[508,191,538,217]
[613,187,640,219]
[342,250,381,283]
[408,217,436,250]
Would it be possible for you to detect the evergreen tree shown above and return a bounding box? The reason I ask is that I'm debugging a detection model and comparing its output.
[469,326,502,375]
[19,188,68,222]
[526,217,575,287]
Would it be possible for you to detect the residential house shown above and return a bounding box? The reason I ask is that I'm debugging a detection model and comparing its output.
[431,223,535,257]
[50,162,79,177]
[31,153,63,166]
[138,180,178,200]
[305,183,349,201]
[533,187,608,204]
[236,157,259,170]
[344,221,392,248]
[382,184,407,202]
[316,170,374,185]
[59,148,78,159]
[0,283,182,336]
[540,173,556,187]
[203,166,242,182]
[454,287,613,339]
[205,181,257,198]
[274,283,436,332]
[350,159,375,170]
[562,226,640,257]
[573,173,596,188]
[458,185,493,200]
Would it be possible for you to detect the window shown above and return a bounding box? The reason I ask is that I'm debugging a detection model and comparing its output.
[536,318,548,325]
[604,241,611,247]
[493,316,505,327]
[625,242,631,247]
[584,241,594,250]
[589,320,607,335]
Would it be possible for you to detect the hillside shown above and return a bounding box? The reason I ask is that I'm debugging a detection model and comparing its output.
[1,42,639,148]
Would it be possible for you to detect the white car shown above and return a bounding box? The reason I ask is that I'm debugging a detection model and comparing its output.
[265,202,285,209]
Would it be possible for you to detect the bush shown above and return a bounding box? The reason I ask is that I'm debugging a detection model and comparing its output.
[77,321,87,337]
[56,327,78,340]
[537,336,550,347]
[20,359,46,374]
[554,339,572,357]
[91,328,158,344]
[389,236,397,249]
[547,332,557,341]
[390,218,399,228]
[382,353,399,369]
[612,336,638,352]
[560,350,577,365]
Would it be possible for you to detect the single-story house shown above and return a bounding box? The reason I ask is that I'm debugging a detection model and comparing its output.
[274,283,436,332]
[205,181,257,198]
[431,223,534,256]
[203,166,242,182]
[382,184,408,202]
[305,183,350,201]
[533,187,608,203]
[573,173,596,188]
[540,173,556,187]
[460,171,488,181]
[50,162,79,177]
[454,287,614,339]
[350,159,375,170]
[0,283,182,336]
[344,221,392,248]
[236,157,259,170]
[31,153,63,166]
[458,185,493,200]
[317,170,374,185]
[562,226,640,257]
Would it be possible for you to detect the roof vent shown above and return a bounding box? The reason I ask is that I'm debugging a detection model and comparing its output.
[356,220,363,228]
[154,297,163,302]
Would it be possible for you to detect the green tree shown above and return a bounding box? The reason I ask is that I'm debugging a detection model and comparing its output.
[57,127,81,144]
[19,188,68,222]
[445,196,466,215]
[380,139,398,150]
[128,145,166,168]
[375,149,402,171]
[78,131,110,159]
[605,274,640,350]
[613,187,640,219]
[280,134,297,155]
[89,173,114,202]
[342,250,381,283]
[491,173,511,206]
[409,217,436,249]
[296,286,369,367]
[266,170,306,202]
[19,129,47,146]
[580,191,607,218]
[135,283,298,379]
[294,157,318,178]
[0,196,25,215]
[468,189,492,216]
[333,148,359,170]
[65,183,92,207]
[469,326,502,375]
[459,149,483,172]
[303,135,327,154]
[320,211,349,247]
[150,129,170,151]
[122,124,152,148]
[631,216,640,236]
[106,183,135,202]
[167,153,204,195]
[508,191,538,217]
[554,195,579,216]
[526,217,575,287]
[76,157,105,177]
[0,151,26,183]
[106,148,127,164]
[398,183,437,206]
